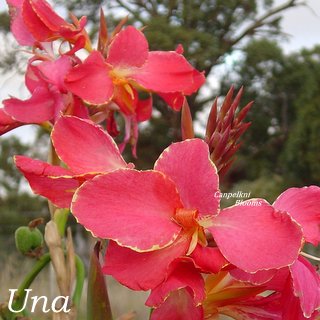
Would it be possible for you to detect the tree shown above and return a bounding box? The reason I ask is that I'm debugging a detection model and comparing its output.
[223,39,320,186]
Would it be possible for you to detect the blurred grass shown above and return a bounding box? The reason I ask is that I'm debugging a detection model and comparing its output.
[0,252,149,319]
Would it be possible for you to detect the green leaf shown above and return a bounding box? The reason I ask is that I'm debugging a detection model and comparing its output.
[87,242,113,320]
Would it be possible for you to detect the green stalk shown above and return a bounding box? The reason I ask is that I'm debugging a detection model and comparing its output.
[0,253,51,319]
[72,255,85,308]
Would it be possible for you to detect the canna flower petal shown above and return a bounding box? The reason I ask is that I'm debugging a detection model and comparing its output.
[146,258,205,308]
[37,56,72,91]
[150,289,204,320]
[155,139,219,216]
[106,26,148,68]
[273,186,320,246]
[71,169,183,251]
[130,51,205,94]
[22,0,65,41]
[216,294,282,320]
[14,155,80,208]
[210,200,303,273]
[103,237,189,291]
[7,0,35,46]
[0,108,22,135]
[52,116,128,175]
[64,51,114,105]
[230,268,278,286]
[157,92,185,111]
[3,86,56,123]
[136,95,153,122]
[190,245,228,274]
[289,256,320,318]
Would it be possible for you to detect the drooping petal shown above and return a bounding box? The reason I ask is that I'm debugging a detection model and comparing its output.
[7,0,35,45]
[64,51,114,105]
[14,155,80,208]
[136,95,153,122]
[106,26,148,68]
[290,256,320,318]
[103,236,190,291]
[155,139,219,216]
[210,200,303,273]
[71,169,183,251]
[52,116,128,174]
[3,86,55,123]
[130,51,205,93]
[273,186,320,246]
[190,245,228,274]
[158,92,185,111]
[146,258,205,307]
[150,289,204,320]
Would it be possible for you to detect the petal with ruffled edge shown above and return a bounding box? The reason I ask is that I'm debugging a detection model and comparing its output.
[130,51,205,93]
[22,0,54,41]
[3,86,55,123]
[106,26,148,68]
[28,0,66,32]
[155,139,219,217]
[273,186,320,246]
[52,116,128,175]
[103,236,189,291]
[209,199,303,273]
[72,169,183,251]
[14,155,80,208]
[146,258,205,308]
[290,256,320,318]
[190,245,228,274]
[7,0,35,46]
[150,289,204,320]
[65,51,114,105]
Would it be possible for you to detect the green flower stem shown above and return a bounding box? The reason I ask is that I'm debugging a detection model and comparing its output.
[11,253,51,314]
[149,308,153,319]
[72,255,85,308]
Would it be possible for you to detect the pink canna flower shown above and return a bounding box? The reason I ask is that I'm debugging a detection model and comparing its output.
[71,138,303,291]
[64,26,205,152]
[2,56,89,134]
[65,26,204,108]
[7,0,91,50]
[14,116,132,208]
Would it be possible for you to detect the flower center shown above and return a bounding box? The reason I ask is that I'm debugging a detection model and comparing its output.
[174,208,207,255]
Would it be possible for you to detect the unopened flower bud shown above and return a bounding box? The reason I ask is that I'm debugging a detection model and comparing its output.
[14,226,44,255]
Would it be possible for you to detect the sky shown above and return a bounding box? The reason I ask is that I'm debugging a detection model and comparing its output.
[1,0,320,142]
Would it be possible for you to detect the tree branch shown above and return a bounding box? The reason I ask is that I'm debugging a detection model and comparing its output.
[113,0,146,24]
[229,0,306,47]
